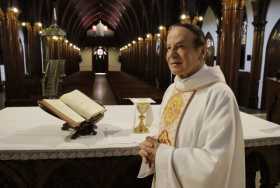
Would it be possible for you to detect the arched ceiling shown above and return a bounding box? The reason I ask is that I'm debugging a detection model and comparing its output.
[7,0,221,47]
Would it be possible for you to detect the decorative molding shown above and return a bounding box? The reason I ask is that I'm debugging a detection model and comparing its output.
[245,137,280,148]
[0,147,139,160]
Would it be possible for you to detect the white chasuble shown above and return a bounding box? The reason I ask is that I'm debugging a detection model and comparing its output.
[138,65,245,188]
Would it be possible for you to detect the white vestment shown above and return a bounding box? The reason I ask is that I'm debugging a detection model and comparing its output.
[138,65,245,188]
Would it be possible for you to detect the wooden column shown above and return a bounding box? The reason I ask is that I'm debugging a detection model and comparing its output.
[3,9,26,105]
[218,0,245,94]
[144,35,153,83]
[26,23,43,78]
[152,35,157,87]
[137,39,143,78]
[18,22,43,99]
[248,0,270,108]
[158,27,170,90]
[216,19,222,65]
[0,9,4,90]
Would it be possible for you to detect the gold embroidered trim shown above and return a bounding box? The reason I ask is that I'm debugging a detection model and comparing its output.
[162,93,184,128]
[158,129,172,146]
[159,90,195,146]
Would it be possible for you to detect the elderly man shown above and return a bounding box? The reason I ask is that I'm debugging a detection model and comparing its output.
[138,23,245,188]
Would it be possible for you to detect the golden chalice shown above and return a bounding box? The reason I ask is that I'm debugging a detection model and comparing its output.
[134,102,150,133]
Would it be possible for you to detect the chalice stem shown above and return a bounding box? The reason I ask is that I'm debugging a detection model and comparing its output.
[134,103,150,133]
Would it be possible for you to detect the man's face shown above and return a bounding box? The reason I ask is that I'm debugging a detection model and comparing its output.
[166,26,205,78]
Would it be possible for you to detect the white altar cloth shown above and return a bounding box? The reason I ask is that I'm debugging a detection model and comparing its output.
[0,105,280,160]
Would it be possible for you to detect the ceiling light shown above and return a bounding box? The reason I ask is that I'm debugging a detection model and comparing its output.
[88,20,114,37]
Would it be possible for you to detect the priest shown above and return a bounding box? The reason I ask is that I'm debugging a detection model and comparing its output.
[138,23,245,188]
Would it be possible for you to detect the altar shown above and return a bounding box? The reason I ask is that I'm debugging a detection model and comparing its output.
[0,105,280,187]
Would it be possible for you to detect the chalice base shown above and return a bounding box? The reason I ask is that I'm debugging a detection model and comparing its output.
[134,126,149,133]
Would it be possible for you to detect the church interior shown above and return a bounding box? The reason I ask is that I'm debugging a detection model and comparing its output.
[1,0,280,187]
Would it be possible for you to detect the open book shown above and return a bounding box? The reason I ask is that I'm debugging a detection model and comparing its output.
[38,90,106,127]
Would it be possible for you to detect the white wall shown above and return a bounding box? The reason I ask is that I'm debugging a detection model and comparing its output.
[80,48,92,71]
[108,47,121,71]
[202,2,280,109]
[258,0,280,108]
[0,65,5,81]
[18,29,28,75]
[79,47,121,72]
[244,0,254,72]
[201,7,218,65]
[202,5,254,71]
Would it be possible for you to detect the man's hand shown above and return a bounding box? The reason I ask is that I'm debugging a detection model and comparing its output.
[139,136,159,167]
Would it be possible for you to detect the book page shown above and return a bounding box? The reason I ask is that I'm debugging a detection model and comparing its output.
[40,99,85,127]
[60,90,106,120]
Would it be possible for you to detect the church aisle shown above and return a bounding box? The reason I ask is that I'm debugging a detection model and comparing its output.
[91,74,117,105]
[61,71,117,105]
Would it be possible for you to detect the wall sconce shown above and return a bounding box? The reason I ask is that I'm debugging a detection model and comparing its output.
[9,7,19,14]
[198,16,204,21]
[52,36,58,40]
[159,25,165,31]
[146,33,152,38]
[35,22,43,28]
[180,14,187,20]
[180,12,191,24]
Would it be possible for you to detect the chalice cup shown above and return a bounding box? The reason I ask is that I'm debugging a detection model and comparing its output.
[134,102,150,133]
